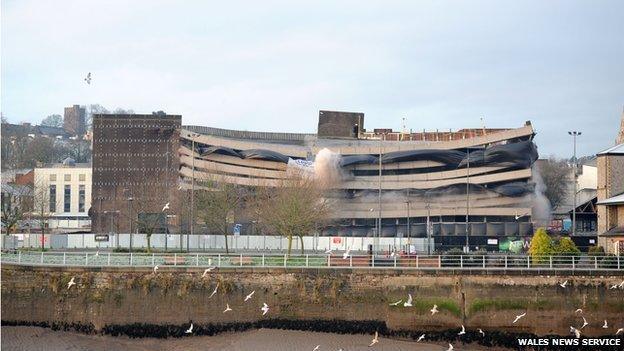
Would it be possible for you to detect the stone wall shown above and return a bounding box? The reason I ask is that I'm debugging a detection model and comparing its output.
[2,265,623,338]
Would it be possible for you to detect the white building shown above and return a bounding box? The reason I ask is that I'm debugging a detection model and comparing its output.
[33,158,91,230]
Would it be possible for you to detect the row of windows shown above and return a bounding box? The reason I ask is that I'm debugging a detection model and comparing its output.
[94,153,166,157]
[93,182,173,186]
[48,185,86,213]
[94,124,177,128]
[95,167,175,172]
[96,139,173,143]
[49,174,87,182]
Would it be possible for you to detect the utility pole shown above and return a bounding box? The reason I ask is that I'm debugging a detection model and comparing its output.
[465,148,470,253]
[568,131,582,236]
[377,134,383,254]
[189,132,199,252]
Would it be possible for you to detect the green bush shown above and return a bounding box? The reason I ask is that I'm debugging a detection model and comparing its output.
[528,228,554,264]
[553,237,581,264]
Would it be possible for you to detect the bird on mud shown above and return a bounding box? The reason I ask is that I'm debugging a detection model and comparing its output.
[570,326,581,339]
[261,303,269,316]
[581,317,589,329]
[153,265,159,274]
[457,325,466,336]
[478,328,485,337]
[67,277,76,289]
[403,294,413,307]
[185,323,193,334]
[603,320,608,329]
[202,267,215,277]
[162,202,170,212]
[513,312,526,324]
[223,303,232,313]
[368,331,379,347]
[446,343,454,351]
[430,304,439,315]
[389,299,402,306]
[416,334,425,342]
[209,283,219,298]
[559,280,568,288]
[244,290,255,302]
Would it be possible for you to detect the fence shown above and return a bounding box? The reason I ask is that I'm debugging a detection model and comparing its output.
[2,251,622,271]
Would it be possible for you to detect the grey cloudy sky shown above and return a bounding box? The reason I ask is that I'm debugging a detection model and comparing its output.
[2,0,622,157]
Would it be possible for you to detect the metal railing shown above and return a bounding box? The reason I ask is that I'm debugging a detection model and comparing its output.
[1,251,622,271]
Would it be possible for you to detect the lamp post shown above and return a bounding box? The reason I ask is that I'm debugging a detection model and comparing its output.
[377,135,383,254]
[426,203,431,255]
[189,132,200,252]
[568,131,582,236]
[405,200,411,248]
[465,148,470,253]
[103,210,120,248]
[127,196,133,251]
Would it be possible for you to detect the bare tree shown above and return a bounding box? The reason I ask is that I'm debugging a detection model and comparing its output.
[31,179,55,250]
[130,184,169,253]
[256,172,333,256]
[195,179,246,254]
[537,157,571,209]
[41,114,63,128]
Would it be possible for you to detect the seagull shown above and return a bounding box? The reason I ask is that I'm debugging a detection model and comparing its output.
[389,299,402,306]
[84,72,91,84]
[162,202,170,212]
[570,326,581,339]
[403,294,413,307]
[430,304,439,315]
[446,343,454,351]
[94,251,99,257]
[342,247,351,260]
[202,267,215,277]
[416,334,425,342]
[209,283,219,298]
[458,325,466,336]
[559,280,568,288]
[616,328,623,335]
[610,284,618,289]
[185,323,193,334]
[619,280,624,288]
[244,290,255,302]
[67,277,76,289]
[177,184,182,190]
[153,265,159,274]
[513,312,527,324]
[575,309,583,314]
[581,317,588,329]
[223,303,232,313]
[478,328,485,337]
[603,320,608,329]
[312,346,320,351]
[261,303,269,315]
[324,249,332,254]
[368,331,379,347]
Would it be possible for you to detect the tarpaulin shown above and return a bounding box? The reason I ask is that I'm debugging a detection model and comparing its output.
[198,145,242,158]
[239,149,290,163]
[457,140,538,168]
[340,154,379,167]
[381,149,466,165]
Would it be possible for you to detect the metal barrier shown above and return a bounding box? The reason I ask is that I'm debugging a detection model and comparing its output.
[1,251,622,271]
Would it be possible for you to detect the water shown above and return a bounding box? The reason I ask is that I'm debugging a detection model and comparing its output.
[2,327,493,351]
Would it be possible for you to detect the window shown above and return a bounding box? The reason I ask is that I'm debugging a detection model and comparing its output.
[64,185,71,212]
[49,185,56,212]
[49,174,57,181]
[79,174,86,182]
[79,185,85,212]
[64,174,71,181]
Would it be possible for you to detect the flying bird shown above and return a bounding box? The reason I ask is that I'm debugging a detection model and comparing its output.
[209,283,219,298]
[513,312,527,324]
[388,299,402,306]
[244,290,255,302]
[185,323,193,334]
[324,249,332,254]
[162,202,170,212]
[581,317,588,329]
[67,277,76,289]
[559,280,568,288]
[446,343,454,351]
[261,303,269,316]
[478,328,485,337]
[312,346,320,351]
[610,284,618,289]
[570,326,581,339]
[457,325,466,336]
[94,251,99,257]
[223,303,232,313]
[575,309,583,314]
[616,328,623,335]
[403,294,413,307]
[153,265,159,274]
[430,304,439,315]
[368,331,379,347]
[342,247,351,260]
[84,72,91,84]
[619,280,624,288]
[416,334,425,342]
[202,267,215,277]
[603,320,608,329]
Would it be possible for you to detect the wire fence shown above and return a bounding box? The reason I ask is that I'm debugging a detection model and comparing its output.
[2,251,622,271]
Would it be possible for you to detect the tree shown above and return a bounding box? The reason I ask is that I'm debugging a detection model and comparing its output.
[536,157,570,209]
[130,185,169,253]
[528,228,554,263]
[256,172,333,256]
[195,179,246,254]
[24,137,59,167]
[2,198,23,236]
[41,114,63,128]
[31,179,54,250]
[554,237,581,264]
[85,104,110,131]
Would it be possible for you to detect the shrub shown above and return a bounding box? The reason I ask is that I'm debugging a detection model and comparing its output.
[553,237,581,264]
[528,228,554,263]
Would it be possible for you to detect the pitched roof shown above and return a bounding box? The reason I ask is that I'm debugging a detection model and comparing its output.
[596,192,624,205]
[597,143,624,156]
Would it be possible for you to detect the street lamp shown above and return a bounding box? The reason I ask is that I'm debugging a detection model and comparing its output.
[568,131,582,236]
[189,132,200,252]
[127,195,134,251]
[103,210,120,248]
[465,147,470,253]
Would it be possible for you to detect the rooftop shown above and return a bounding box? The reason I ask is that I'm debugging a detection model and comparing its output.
[597,143,624,156]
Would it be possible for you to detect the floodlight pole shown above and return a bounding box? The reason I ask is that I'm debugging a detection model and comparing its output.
[568,131,582,236]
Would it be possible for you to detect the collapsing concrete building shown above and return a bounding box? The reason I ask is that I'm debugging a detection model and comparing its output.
[177,111,540,251]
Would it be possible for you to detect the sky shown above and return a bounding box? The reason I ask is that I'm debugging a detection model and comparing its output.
[1,0,623,157]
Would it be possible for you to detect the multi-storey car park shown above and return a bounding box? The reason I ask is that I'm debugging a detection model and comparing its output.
[92,110,595,252]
